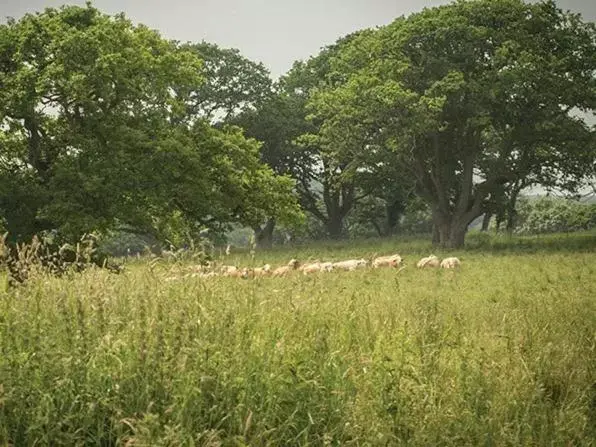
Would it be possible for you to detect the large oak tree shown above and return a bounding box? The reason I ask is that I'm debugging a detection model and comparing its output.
[307,0,596,247]
[0,4,300,244]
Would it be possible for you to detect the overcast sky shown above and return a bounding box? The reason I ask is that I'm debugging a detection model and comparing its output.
[1,0,594,77]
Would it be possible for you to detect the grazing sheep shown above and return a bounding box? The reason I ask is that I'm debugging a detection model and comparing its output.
[272,259,300,277]
[221,265,249,278]
[372,254,402,268]
[332,259,368,271]
[320,262,334,272]
[251,264,272,277]
[417,255,440,268]
[220,265,238,275]
[440,257,461,269]
[237,268,251,279]
[298,259,319,271]
[301,262,323,274]
[188,262,214,273]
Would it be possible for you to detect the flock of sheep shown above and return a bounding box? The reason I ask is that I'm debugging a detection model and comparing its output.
[165,253,461,281]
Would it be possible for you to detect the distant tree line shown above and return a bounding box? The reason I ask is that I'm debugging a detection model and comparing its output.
[504,196,596,234]
[0,0,594,252]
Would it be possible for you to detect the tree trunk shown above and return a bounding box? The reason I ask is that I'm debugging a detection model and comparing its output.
[438,221,452,247]
[326,213,344,239]
[254,218,275,250]
[432,224,440,246]
[448,222,468,248]
[481,212,492,232]
[495,211,504,233]
[432,209,452,247]
[384,199,404,236]
[505,209,517,235]
[432,209,474,248]
[505,191,520,234]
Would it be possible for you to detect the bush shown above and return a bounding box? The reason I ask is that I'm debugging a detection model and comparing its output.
[516,197,596,234]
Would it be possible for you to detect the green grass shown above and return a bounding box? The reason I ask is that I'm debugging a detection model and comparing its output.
[1,232,595,445]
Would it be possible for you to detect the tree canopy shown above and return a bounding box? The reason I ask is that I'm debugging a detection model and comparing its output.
[1,0,594,249]
[238,31,400,240]
[0,4,301,244]
[181,41,273,122]
[305,0,596,247]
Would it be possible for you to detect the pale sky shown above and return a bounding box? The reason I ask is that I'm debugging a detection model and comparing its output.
[1,0,594,78]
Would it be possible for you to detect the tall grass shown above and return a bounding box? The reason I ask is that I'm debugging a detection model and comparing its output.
[1,232,595,445]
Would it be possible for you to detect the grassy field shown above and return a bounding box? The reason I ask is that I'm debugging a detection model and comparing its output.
[1,232,595,445]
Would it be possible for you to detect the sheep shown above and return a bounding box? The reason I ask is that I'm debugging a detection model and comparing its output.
[297,259,318,271]
[372,254,402,268]
[221,265,249,278]
[251,264,272,277]
[440,257,461,269]
[300,260,335,274]
[332,259,368,271]
[301,262,323,274]
[188,262,214,273]
[417,255,440,268]
[236,268,251,279]
[220,265,239,276]
[320,262,334,272]
[272,259,300,277]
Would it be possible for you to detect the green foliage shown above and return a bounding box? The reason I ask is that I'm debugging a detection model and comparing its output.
[181,41,273,122]
[99,230,159,257]
[516,197,596,234]
[234,32,398,239]
[399,196,434,235]
[232,91,315,179]
[0,233,595,444]
[305,0,596,247]
[0,4,300,245]
[346,195,388,238]
[0,232,120,286]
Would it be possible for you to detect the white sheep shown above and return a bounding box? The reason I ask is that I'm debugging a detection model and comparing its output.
[221,265,248,278]
[301,261,323,274]
[220,265,238,275]
[243,264,272,278]
[372,254,402,268]
[417,255,440,268]
[332,259,368,271]
[440,257,461,269]
[238,267,251,279]
[320,262,334,272]
[251,264,272,277]
[272,259,300,277]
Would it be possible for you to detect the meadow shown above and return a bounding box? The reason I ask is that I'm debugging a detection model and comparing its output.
[1,232,595,446]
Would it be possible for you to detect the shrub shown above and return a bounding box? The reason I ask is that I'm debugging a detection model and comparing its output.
[516,197,596,234]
